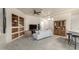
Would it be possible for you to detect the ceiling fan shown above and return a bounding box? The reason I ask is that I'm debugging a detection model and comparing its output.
[33,10,41,15]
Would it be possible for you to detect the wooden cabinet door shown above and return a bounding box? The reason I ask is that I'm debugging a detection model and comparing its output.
[54,20,66,36]
[60,26,65,36]
[54,21,60,35]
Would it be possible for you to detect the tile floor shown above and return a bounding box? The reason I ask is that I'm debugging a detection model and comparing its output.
[2,35,78,50]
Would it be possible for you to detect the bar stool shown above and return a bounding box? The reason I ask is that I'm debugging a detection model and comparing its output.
[71,35,79,49]
[67,33,72,44]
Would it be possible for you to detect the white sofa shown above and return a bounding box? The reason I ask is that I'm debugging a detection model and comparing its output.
[33,30,53,40]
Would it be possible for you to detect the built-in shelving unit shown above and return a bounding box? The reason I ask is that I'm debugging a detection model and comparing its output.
[54,20,66,36]
[12,14,24,40]
[19,17,24,37]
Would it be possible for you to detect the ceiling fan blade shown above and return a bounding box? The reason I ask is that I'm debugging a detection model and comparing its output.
[33,9,41,15]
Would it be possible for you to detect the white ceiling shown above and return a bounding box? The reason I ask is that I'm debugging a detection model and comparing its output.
[18,8,42,15]
[18,8,74,16]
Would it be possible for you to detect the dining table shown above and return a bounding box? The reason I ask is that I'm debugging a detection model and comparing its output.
[67,31,79,50]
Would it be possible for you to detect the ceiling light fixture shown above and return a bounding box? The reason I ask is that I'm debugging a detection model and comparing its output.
[48,16,54,21]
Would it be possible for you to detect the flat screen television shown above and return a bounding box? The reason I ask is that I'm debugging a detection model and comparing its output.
[29,24,37,30]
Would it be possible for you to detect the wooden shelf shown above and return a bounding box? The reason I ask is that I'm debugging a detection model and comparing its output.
[12,14,24,40]
[12,14,18,27]
[19,17,24,26]
[12,26,18,28]
[19,27,24,31]
[12,28,18,33]
[12,33,18,39]
[12,32,19,34]
[19,31,25,36]
[19,30,25,33]
[54,20,66,36]
[12,30,25,34]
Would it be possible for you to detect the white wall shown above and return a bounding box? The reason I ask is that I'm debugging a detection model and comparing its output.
[40,17,53,31]
[40,19,49,30]
[0,8,3,34]
[5,8,26,43]
[0,8,6,48]
[24,15,53,32]
[25,15,41,30]
[53,13,72,33]
[71,10,79,32]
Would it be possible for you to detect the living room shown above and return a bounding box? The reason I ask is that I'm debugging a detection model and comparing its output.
[1,0,79,59]
[0,8,79,50]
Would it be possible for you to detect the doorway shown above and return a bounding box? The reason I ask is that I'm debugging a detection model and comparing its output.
[54,20,66,36]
